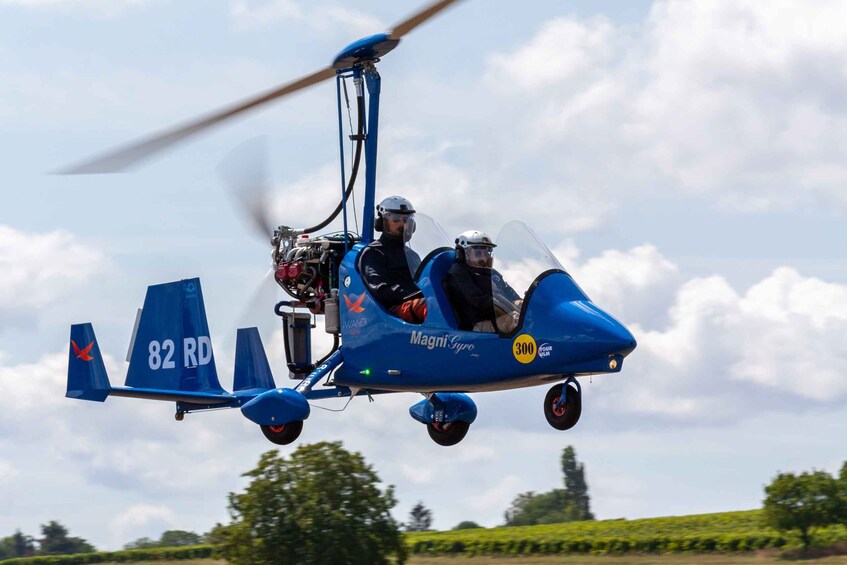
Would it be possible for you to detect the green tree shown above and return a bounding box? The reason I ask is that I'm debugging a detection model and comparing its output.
[504,446,594,526]
[38,521,95,555]
[12,530,36,558]
[838,461,847,525]
[561,446,594,520]
[452,521,482,530]
[220,442,406,565]
[504,490,568,526]
[123,536,158,550]
[405,502,433,532]
[763,470,843,549]
[0,530,36,559]
[159,530,202,547]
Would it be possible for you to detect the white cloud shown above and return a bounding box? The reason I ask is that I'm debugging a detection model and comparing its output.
[110,504,176,545]
[229,1,383,36]
[482,0,847,212]
[230,0,302,32]
[571,244,680,325]
[401,463,434,485]
[487,17,615,93]
[465,474,525,513]
[0,0,156,16]
[592,262,847,422]
[0,461,17,483]
[0,226,107,328]
[311,6,384,37]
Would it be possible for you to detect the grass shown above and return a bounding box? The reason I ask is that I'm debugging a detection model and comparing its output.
[407,555,847,564]
[108,554,847,565]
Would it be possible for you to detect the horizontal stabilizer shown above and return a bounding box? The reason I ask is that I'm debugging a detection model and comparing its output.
[233,327,276,392]
[125,278,227,394]
[67,323,111,402]
[108,387,234,404]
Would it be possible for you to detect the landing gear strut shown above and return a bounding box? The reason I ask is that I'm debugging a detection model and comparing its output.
[410,392,477,447]
[261,420,304,445]
[544,377,582,431]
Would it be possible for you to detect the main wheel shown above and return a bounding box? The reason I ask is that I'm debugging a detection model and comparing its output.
[544,383,582,431]
[427,420,470,446]
[260,420,304,445]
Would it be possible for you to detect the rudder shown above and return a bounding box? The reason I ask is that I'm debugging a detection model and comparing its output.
[126,278,226,393]
[233,327,276,392]
[67,323,111,402]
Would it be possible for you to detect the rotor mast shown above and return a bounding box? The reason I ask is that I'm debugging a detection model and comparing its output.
[333,34,399,245]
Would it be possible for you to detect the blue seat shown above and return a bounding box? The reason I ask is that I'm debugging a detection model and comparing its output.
[416,249,459,329]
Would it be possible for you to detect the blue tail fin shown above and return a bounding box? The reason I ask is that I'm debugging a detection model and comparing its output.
[67,323,111,402]
[233,327,276,392]
[125,278,226,393]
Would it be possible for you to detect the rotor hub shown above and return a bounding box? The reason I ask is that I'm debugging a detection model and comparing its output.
[333,33,400,69]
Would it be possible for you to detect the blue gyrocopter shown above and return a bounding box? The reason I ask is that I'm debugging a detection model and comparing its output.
[64,0,636,447]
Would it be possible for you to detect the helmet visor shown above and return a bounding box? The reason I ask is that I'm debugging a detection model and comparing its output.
[466,245,494,268]
[384,211,414,223]
[383,211,415,241]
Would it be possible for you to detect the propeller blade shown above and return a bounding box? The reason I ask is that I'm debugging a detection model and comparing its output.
[226,267,284,352]
[388,0,462,40]
[57,66,336,174]
[218,137,274,238]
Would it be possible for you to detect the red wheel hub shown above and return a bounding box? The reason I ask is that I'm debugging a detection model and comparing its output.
[269,424,286,433]
[552,396,566,417]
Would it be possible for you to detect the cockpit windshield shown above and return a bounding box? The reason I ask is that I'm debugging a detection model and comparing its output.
[405,216,569,334]
[404,212,452,278]
[493,221,565,297]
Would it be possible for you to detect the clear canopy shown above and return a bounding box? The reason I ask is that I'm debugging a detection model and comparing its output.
[405,215,568,332]
[404,213,453,278]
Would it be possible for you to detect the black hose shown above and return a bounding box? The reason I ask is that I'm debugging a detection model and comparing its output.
[302,89,365,234]
[314,334,340,368]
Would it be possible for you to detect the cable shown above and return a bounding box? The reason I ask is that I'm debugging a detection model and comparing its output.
[301,85,365,234]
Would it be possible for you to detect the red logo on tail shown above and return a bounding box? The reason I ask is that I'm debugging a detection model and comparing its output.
[71,340,94,362]
[344,294,365,313]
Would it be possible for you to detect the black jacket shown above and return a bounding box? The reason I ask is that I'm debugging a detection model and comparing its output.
[444,263,520,331]
[359,233,422,308]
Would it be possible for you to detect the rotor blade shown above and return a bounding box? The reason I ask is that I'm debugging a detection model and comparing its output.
[219,137,274,238]
[57,66,336,174]
[388,0,462,40]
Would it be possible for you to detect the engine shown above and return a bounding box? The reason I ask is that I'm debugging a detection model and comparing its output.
[272,228,359,314]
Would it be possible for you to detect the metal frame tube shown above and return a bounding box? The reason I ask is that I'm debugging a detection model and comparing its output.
[361,68,381,244]
[335,73,350,249]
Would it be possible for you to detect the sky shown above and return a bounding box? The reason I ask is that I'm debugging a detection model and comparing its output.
[2,0,847,551]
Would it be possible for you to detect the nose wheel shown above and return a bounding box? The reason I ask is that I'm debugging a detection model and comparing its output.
[544,379,582,431]
[261,420,304,445]
[427,420,470,446]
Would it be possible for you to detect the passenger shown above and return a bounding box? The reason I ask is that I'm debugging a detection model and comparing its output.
[444,230,522,333]
[359,196,428,324]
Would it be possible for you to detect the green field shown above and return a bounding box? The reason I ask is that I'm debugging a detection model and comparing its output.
[7,551,847,565]
[406,509,847,556]
[410,555,847,564]
[4,510,847,565]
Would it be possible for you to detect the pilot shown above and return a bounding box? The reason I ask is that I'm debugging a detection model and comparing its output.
[359,196,428,324]
[444,230,521,333]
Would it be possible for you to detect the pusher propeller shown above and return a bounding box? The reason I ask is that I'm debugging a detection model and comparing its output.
[56,0,463,175]
[218,137,274,239]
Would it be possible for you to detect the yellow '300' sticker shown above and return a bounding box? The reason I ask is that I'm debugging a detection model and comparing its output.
[512,334,537,364]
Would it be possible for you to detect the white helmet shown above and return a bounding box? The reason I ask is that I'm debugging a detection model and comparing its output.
[375,195,416,236]
[455,230,496,268]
